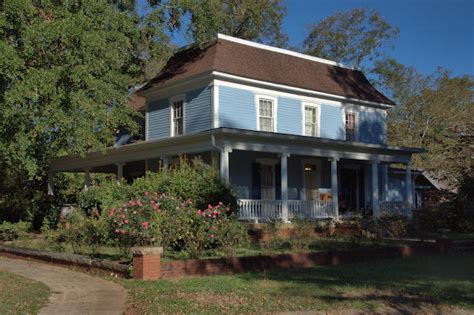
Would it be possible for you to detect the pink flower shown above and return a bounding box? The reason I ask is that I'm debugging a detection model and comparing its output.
[153,204,157,210]
[121,229,125,234]
[219,201,223,205]
[210,234,215,238]
[150,200,154,204]
[115,229,119,233]
[121,214,125,219]
[157,210,161,213]
[210,226,216,230]
[208,204,212,209]
[142,222,149,229]
[145,191,149,195]
[124,219,128,224]
[153,191,157,195]
[118,223,122,227]
[197,210,201,216]
[212,215,216,218]
[124,208,127,212]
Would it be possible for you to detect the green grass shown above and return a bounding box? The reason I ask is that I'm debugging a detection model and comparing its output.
[121,253,474,314]
[0,271,50,314]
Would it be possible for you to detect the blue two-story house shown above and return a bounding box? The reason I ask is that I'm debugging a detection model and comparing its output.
[49,34,424,222]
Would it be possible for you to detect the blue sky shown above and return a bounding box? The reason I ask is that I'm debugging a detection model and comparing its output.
[284,0,474,76]
[150,0,474,77]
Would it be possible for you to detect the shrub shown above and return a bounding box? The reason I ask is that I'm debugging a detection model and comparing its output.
[289,218,314,250]
[0,221,30,241]
[108,192,248,258]
[377,214,409,238]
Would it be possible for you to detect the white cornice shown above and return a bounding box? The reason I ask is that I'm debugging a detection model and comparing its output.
[212,71,396,109]
[217,33,355,70]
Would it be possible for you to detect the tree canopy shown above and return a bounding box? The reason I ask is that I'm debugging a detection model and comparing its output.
[302,8,398,69]
[374,59,474,189]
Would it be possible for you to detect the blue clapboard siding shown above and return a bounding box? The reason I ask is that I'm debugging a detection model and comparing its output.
[185,87,212,133]
[218,86,257,130]
[358,110,386,144]
[277,97,302,135]
[320,105,345,140]
[147,98,170,140]
[147,87,211,140]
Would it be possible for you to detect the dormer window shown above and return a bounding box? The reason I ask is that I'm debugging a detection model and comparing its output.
[345,111,357,141]
[171,98,184,136]
[257,96,277,132]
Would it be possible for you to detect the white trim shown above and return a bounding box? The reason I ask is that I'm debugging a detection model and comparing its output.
[255,95,278,132]
[170,94,186,137]
[213,71,395,109]
[212,84,219,128]
[217,33,355,70]
[145,102,149,141]
[302,102,321,137]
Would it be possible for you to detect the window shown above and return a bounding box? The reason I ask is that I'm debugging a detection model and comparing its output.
[345,111,356,141]
[172,99,184,136]
[258,97,275,132]
[304,105,319,136]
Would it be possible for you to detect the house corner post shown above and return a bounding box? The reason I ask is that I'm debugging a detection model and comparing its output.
[382,164,389,202]
[116,162,125,185]
[47,172,54,196]
[220,148,231,183]
[280,153,290,223]
[330,157,339,220]
[405,162,414,214]
[84,168,91,191]
[371,160,380,217]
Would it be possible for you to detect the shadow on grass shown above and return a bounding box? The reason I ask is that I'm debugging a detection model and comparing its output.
[235,253,474,309]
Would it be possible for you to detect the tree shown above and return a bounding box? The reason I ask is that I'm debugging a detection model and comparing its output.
[374,58,474,190]
[156,0,288,46]
[0,0,169,223]
[302,9,398,69]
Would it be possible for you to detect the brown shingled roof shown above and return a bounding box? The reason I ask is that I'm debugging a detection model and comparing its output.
[138,37,395,105]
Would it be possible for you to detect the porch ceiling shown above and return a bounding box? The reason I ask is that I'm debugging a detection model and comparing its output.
[49,128,424,172]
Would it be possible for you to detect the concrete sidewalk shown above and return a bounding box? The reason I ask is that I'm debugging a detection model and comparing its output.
[0,256,127,315]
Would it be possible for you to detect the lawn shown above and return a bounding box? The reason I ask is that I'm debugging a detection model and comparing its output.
[121,253,474,314]
[0,271,50,314]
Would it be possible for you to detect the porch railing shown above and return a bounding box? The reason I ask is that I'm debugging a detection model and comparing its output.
[379,201,411,216]
[237,199,334,221]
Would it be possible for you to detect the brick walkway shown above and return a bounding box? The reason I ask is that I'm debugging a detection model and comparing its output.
[0,257,127,315]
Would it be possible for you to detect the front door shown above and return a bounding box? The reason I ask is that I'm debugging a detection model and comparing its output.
[304,163,318,200]
[260,164,275,200]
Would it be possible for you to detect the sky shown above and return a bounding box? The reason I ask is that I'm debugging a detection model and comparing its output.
[283,0,474,76]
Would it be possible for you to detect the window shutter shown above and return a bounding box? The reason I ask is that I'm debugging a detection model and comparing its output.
[251,163,261,199]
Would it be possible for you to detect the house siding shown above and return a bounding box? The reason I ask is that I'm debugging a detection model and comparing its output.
[147,98,170,140]
[320,105,345,140]
[277,97,302,135]
[218,86,257,130]
[185,87,212,133]
[147,87,211,140]
[358,110,387,144]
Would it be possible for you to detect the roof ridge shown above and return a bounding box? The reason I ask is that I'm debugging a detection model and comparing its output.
[216,33,357,71]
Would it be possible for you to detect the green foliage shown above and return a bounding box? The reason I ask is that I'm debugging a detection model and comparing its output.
[289,218,314,250]
[303,8,398,68]
[374,59,473,189]
[0,221,30,241]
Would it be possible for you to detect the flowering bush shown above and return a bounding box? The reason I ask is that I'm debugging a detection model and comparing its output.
[108,192,248,258]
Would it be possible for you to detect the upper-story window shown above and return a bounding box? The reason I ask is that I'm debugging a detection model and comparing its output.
[171,99,184,136]
[304,104,319,137]
[345,111,357,141]
[257,96,276,132]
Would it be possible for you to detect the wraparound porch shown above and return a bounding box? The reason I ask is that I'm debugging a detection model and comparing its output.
[48,128,423,222]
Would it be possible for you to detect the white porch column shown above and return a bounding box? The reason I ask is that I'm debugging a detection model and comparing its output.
[116,163,124,185]
[47,172,54,196]
[405,162,413,210]
[84,168,91,191]
[161,156,170,170]
[371,160,380,217]
[220,148,231,183]
[280,153,290,223]
[382,164,389,201]
[330,157,339,219]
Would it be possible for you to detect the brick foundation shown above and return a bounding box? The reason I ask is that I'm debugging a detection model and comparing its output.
[132,244,438,280]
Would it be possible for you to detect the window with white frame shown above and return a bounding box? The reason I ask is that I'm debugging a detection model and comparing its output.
[258,97,275,132]
[304,105,319,136]
[172,99,184,136]
[345,111,356,141]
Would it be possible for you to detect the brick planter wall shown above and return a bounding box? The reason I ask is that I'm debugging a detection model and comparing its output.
[134,244,439,280]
